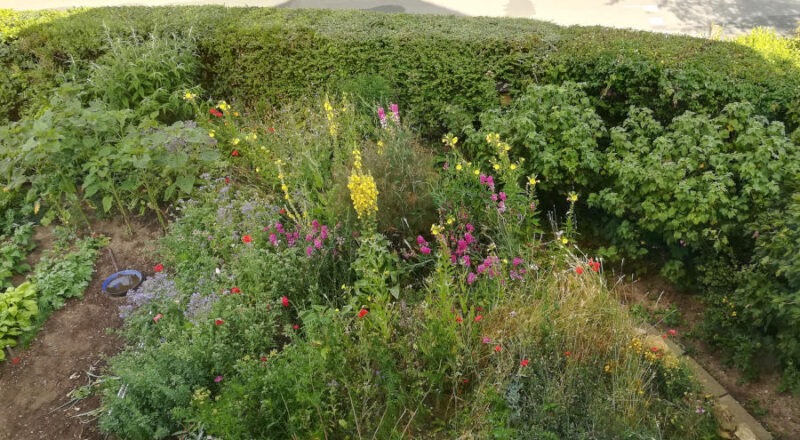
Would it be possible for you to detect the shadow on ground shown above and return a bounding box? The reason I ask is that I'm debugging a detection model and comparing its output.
[660,0,799,34]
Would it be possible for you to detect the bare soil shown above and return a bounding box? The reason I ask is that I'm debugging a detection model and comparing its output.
[617,274,800,440]
[0,218,161,440]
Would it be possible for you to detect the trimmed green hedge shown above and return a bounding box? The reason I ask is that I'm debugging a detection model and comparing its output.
[4,6,800,134]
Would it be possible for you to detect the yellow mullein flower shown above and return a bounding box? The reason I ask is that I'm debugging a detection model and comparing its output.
[347,173,379,220]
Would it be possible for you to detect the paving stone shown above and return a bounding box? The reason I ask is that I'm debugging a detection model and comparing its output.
[684,356,728,398]
[718,394,773,440]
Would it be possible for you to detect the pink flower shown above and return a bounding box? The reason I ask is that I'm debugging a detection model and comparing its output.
[420,246,431,255]
[513,257,523,266]
[465,223,475,233]
[491,193,498,202]
[214,375,224,383]
[390,103,400,122]
[416,235,427,246]
[153,313,163,323]
[281,296,290,307]
[482,336,492,344]
[269,233,278,246]
[305,233,314,242]
[153,263,164,273]
[320,225,329,240]
[377,107,387,128]
[467,272,478,285]
[668,329,677,337]
[311,219,320,230]
[498,192,507,201]
[11,357,20,365]
[293,324,300,330]
[456,316,463,323]
[462,255,471,267]
[306,246,314,256]
[314,238,322,249]
[463,232,474,244]
[474,315,483,322]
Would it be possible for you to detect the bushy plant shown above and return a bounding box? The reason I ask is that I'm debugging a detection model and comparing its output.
[0,282,37,361]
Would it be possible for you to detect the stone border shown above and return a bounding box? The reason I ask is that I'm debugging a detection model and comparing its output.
[638,325,773,440]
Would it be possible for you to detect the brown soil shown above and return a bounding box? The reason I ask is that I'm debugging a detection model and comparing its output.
[0,218,161,440]
[617,274,800,440]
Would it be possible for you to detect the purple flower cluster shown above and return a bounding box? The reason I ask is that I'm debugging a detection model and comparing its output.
[185,292,221,323]
[263,219,331,257]
[118,272,180,319]
[480,174,507,213]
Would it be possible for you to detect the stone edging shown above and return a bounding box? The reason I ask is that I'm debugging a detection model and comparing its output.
[637,325,773,440]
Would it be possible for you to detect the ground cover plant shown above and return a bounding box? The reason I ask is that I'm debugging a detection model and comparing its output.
[1,6,800,438]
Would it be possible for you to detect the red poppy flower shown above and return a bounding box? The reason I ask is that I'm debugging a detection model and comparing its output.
[225,177,231,184]
[153,313,163,323]
[231,287,241,294]
[668,329,677,337]
[474,315,483,322]
[281,296,289,307]
[242,235,252,244]
[209,108,223,118]
[279,208,286,215]
[575,266,584,275]
[231,150,239,157]
[153,263,164,273]
[520,359,529,367]
[11,357,20,365]
[293,324,300,330]
[494,345,502,352]
[650,346,659,353]
[455,316,463,323]
[260,356,268,362]
[215,319,224,326]
[358,308,369,319]
[564,351,572,357]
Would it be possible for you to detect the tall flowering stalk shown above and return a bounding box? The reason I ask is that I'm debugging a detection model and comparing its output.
[324,96,337,136]
[347,148,379,224]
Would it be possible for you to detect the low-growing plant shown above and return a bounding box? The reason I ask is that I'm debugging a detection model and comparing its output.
[0,281,38,361]
[0,222,35,288]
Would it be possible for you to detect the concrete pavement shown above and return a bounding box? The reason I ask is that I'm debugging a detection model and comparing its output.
[1,0,798,37]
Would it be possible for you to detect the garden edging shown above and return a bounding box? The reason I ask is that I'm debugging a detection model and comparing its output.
[639,325,773,440]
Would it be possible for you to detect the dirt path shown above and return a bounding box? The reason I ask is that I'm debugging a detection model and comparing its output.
[619,275,800,440]
[0,219,160,440]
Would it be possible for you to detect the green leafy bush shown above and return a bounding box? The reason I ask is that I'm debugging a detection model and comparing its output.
[0,222,35,288]
[0,281,37,361]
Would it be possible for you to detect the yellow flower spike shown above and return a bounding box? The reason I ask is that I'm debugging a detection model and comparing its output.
[34,201,40,215]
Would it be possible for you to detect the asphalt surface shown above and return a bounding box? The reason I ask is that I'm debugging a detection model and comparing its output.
[1,0,798,36]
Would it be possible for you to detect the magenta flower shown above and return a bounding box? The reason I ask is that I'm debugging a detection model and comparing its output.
[420,246,431,255]
[306,246,314,256]
[464,232,474,244]
[390,103,400,122]
[499,192,507,201]
[482,336,491,344]
[465,223,475,233]
[320,225,329,240]
[275,222,284,233]
[214,375,224,383]
[269,233,278,246]
[417,235,427,246]
[491,193,498,202]
[462,255,471,267]
[467,272,478,285]
[314,238,322,249]
[378,107,387,128]
[305,233,314,242]
[311,219,320,230]
[513,257,523,266]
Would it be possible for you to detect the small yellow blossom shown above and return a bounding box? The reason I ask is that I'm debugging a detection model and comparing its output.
[455,164,462,171]
[567,191,579,203]
[474,169,481,176]
[446,216,455,226]
[510,164,517,170]
[431,224,444,236]
[561,237,569,245]
[183,91,196,101]
[208,130,215,138]
[218,101,231,112]
[233,111,240,117]
[232,138,240,146]
[528,175,539,186]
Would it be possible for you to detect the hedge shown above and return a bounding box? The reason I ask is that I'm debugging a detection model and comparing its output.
[3,6,799,135]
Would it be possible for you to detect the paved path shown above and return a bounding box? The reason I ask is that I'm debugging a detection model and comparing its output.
[2,0,798,36]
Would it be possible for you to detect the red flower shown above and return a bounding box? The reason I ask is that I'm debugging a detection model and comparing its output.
[293,324,300,330]
[575,266,584,275]
[231,287,241,294]
[279,208,286,215]
[281,296,289,307]
[215,319,224,326]
[494,345,502,352]
[11,357,20,365]
[209,108,223,118]
[269,127,275,133]
[564,351,572,357]
[589,258,601,272]
[260,356,268,362]
[520,359,529,367]
[668,329,677,337]
[650,346,660,353]
[153,313,163,323]
[474,315,483,322]
[225,177,231,185]
[153,263,164,273]
[242,235,252,244]
[358,308,369,319]
[455,316,463,323]
[231,150,240,157]
[461,378,469,384]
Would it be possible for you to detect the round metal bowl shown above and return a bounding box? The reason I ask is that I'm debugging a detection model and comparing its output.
[102,270,143,297]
